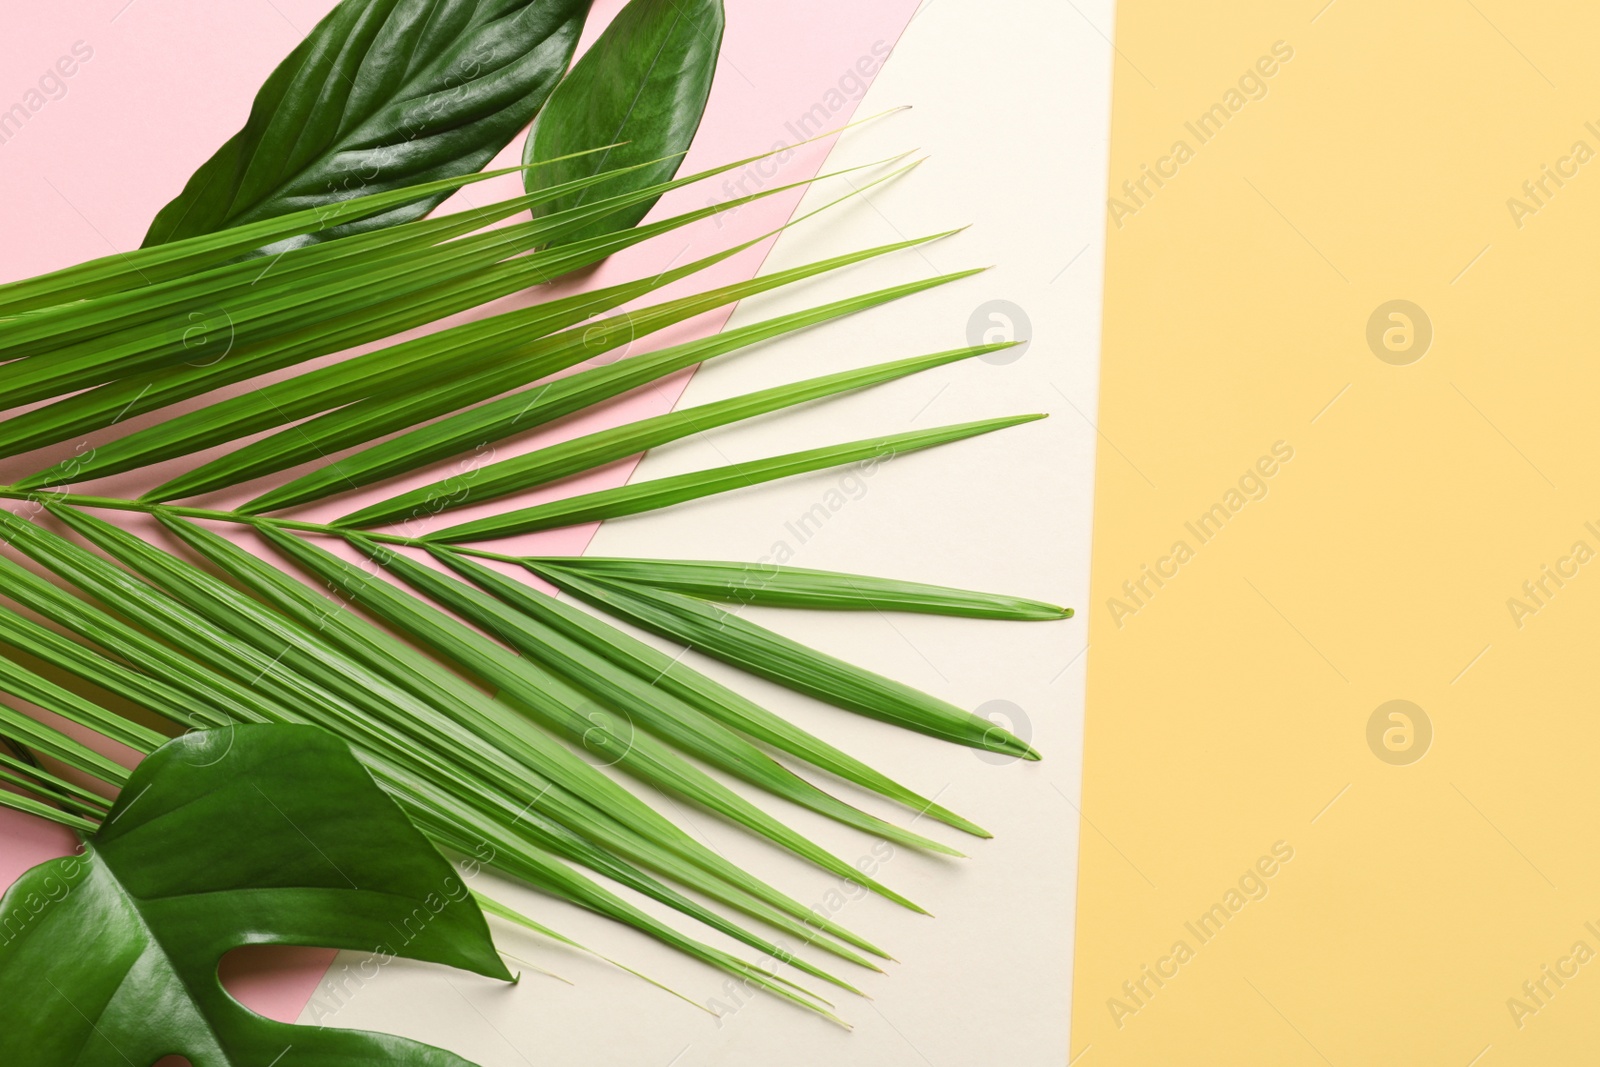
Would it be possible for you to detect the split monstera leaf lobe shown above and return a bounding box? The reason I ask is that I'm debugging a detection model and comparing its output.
[0,725,510,1067]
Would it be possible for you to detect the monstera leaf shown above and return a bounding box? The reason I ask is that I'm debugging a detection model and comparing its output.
[0,725,512,1066]
[144,0,594,248]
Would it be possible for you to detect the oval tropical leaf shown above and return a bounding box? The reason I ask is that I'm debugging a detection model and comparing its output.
[524,0,724,245]
[144,0,594,248]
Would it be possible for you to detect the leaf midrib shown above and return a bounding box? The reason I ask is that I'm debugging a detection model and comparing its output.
[565,3,692,211]
[227,0,531,230]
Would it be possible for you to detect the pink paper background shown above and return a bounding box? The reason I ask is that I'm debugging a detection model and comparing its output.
[0,0,919,1029]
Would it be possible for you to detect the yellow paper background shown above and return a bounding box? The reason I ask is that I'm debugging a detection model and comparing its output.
[1072,2,1600,1062]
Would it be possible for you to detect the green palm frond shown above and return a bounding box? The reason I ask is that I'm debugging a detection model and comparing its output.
[0,146,1067,1022]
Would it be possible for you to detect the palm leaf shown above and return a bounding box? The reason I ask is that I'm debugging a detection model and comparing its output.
[0,757,110,823]
[259,270,980,517]
[426,414,1045,541]
[388,547,967,856]
[3,145,890,465]
[522,564,1040,760]
[341,342,1006,527]
[3,159,768,408]
[156,224,949,505]
[432,547,992,835]
[528,555,1073,620]
[0,119,1069,1014]
[58,504,918,919]
[0,662,140,788]
[0,514,859,1003]
[352,536,959,863]
[0,787,99,834]
[150,514,875,990]
[0,166,533,315]
[45,506,883,965]
[0,164,644,361]
[251,521,891,956]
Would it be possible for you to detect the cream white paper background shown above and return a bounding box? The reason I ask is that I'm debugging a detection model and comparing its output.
[308,2,1112,1062]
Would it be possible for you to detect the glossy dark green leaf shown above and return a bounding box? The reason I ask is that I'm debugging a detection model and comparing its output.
[0,725,511,1066]
[144,0,595,248]
[524,0,724,245]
